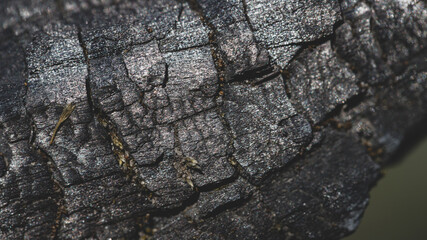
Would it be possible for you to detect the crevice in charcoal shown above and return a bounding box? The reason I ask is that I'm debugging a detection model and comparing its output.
[313,92,366,132]
[77,26,95,114]
[171,3,185,32]
[0,152,8,178]
[214,105,250,184]
[230,64,281,86]
[84,74,94,113]
[162,63,169,88]
[343,91,366,112]
[33,147,66,240]
[22,44,29,107]
[27,60,85,75]
[94,108,153,195]
[159,43,210,53]
[285,19,345,71]
[64,171,120,190]
[77,27,88,62]
[26,111,37,146]
[153,192,200,217]
[281,70,293,100]
[185,0,226,97]
[141,153,165,168]
[202,191,253,220]
[121,54,153,115]
[242,0,256,33]
[125,192,201,239]
[21,42,36,147]
[138,106,218,132]
[185,0,247,182]
[178,3,184,22]
[197,169,239,192]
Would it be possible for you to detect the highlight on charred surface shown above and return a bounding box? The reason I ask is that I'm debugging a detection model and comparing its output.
[0,0,426,239]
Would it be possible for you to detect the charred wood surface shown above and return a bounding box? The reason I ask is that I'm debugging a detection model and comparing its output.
[0,0,426,239]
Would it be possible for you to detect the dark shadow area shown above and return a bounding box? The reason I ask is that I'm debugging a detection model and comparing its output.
[386,115,427,167]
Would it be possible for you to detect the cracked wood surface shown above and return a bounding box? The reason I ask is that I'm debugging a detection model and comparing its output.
[0,0,426,239]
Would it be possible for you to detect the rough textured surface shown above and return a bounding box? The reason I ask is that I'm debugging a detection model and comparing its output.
[223,77,312,183]
[0,0,426,239]
[287,41,359,124]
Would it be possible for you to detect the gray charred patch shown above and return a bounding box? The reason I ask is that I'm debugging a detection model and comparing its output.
[222,76,312,184]
[287,41,359,124]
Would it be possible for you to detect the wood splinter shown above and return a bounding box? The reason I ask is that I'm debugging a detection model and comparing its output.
[49,103,76,145]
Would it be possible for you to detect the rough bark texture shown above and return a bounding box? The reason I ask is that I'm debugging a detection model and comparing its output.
[0,0,426,239]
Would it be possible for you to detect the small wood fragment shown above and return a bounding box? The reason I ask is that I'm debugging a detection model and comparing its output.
[50,103,76,145]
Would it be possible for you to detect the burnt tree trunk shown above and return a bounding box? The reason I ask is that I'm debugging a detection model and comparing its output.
[0,0,426,239]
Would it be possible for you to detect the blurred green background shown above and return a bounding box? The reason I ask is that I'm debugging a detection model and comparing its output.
[344,137,427,240]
